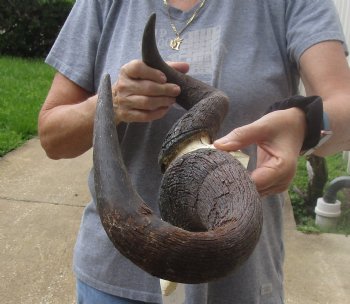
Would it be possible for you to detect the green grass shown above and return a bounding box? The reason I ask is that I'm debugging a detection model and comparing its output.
[0,56,55,156]
[290,153,350,235]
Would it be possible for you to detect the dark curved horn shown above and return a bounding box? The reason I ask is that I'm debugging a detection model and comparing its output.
[142,14,215,110]
[93,13,263,284]
[142,14,229,170]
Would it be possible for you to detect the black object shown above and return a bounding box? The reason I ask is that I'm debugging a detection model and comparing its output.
[265,95,323,152]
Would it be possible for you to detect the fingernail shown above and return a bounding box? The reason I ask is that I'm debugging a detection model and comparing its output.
[160,73,167,83]
[173,85,181,94]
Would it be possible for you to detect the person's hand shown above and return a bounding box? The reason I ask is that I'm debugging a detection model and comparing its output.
[214,108,307,197]
[112,60,189,123]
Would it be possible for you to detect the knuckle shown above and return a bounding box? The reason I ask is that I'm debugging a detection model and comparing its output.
[120,63,129,75]
[138,97,151,110]
[166,84,180,96]
[115,78,136,96]
[231,127,246,139]
[116,95,126,107]
[115,79,126,92]
[130,59,143,67]
[129,59,144,75]
[165,96,176,105]
[120,60,141,77]
[142,81,154,94]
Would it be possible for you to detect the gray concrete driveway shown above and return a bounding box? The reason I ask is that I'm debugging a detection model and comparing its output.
[0,139,349,304]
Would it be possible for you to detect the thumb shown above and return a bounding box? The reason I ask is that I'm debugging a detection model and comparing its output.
[167,61,190,74]
[214,123,262,151]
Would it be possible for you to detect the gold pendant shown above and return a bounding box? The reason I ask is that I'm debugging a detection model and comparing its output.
[170,36,183,50]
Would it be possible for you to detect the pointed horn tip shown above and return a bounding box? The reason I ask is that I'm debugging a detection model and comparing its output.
[95,73,114,122]
[102,73,111,89]
[98,73,112,99]
[149,12,156,21]
[145,13,156,32]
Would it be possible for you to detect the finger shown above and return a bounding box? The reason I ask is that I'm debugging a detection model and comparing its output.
[137,80,180,97]
[118,95,176,111]
[118,105,172,123]
[214,122,265,151]
[251,166,281,194]
[251,159,296,195]
[121,59,167,83]
[167,61,190,74]
[258,183,290,198]
[116,78,180,98]
[252,175,289,197]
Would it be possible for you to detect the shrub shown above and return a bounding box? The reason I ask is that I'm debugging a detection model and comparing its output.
[0,0,73,58]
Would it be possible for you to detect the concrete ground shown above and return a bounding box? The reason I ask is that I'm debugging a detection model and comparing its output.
[0,138,349,304]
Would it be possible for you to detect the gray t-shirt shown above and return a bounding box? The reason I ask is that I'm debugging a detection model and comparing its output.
[46,0,347,303]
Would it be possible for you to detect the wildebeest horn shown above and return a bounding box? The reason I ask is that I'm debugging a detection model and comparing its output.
[93,13,262,284]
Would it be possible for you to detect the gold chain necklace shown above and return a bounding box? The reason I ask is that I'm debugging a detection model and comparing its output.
[163,0,207,50]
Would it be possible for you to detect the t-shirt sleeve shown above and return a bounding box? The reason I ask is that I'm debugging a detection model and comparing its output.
[285,0,348,66]
[45,0,110,92]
